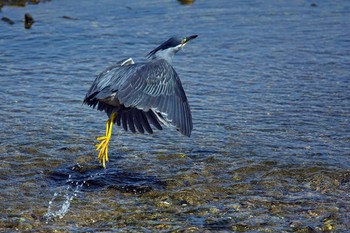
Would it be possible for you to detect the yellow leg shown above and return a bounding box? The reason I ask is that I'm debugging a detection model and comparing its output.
[95,113,117,168]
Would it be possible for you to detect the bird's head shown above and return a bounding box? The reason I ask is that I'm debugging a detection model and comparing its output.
[147,35,198,61]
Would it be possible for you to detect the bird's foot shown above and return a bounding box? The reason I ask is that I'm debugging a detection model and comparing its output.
[95,113,116,168]
[95,135,110,168]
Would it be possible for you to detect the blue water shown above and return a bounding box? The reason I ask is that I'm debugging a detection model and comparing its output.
[0,0,350,231]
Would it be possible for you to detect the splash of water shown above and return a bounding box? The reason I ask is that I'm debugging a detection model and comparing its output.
[44,174,85,222]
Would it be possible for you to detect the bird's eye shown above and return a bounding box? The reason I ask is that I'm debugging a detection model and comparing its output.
[181,38,187,44]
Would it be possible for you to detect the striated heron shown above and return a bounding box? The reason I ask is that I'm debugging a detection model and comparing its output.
[84,35,198,168]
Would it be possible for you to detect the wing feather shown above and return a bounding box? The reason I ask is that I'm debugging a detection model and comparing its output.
[133,110,145,134]
[117,59,192,136]
[176,99,182,129]
[145,110,163,130]
[127,110,136,133]
[121,111,128,131]
[115,112,121,126]
[140,111,153,134]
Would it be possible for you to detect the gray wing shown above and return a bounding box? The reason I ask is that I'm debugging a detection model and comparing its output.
[84,58,138,111]
[84,58,164,134]
[117,59,193,137]
[83,58,141,116]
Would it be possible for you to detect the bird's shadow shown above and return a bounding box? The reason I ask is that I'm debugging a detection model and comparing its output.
[44,163,166,194]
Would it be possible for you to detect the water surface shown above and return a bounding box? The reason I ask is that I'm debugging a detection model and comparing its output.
[0,0,349,232]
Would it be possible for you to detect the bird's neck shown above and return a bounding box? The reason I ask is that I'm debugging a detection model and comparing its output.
[150,50,175,63]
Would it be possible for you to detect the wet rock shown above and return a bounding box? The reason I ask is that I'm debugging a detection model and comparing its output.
[17,221,33,231]
[0,0,41,7]
[204,217,233,230]
[184,226,200,232]
[59,146,83,153]
[156,153,187,160]
[307,173,340,193]
[156,200,172,208]
[154,223,172,230]
[19,146,38,154]
[0,216,33,231]
[321,219,335,231]
[30,213,38,220]
[62,15,79,20]
[1,17,15,25]
[24,13,34,29]
[177,0,195,5]
[170,189,205,206]
[108,184,153,194]
[291,225,318,233]
[232,223,254,232]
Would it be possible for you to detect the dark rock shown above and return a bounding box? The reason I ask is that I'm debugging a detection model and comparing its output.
[24,13,34,29]
[2,17,15,25]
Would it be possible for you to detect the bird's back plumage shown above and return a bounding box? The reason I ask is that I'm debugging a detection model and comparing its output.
[84,58,192,137]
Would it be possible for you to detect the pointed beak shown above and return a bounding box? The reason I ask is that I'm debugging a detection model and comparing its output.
[181,35,198,46]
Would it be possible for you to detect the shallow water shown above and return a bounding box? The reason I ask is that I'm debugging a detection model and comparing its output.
[1,0,350,232]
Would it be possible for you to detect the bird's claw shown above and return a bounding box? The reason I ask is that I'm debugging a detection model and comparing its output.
[96,138,108,168]
[94,113,116,168]
[96,136,106,141]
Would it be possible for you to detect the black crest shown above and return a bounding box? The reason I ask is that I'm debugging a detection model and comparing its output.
[147,37,181,58]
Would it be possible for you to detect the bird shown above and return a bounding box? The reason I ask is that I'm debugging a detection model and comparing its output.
[83,35,198,168]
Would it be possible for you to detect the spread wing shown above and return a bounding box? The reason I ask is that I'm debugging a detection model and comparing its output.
[117,59,192,136]
[84,58,136,107]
